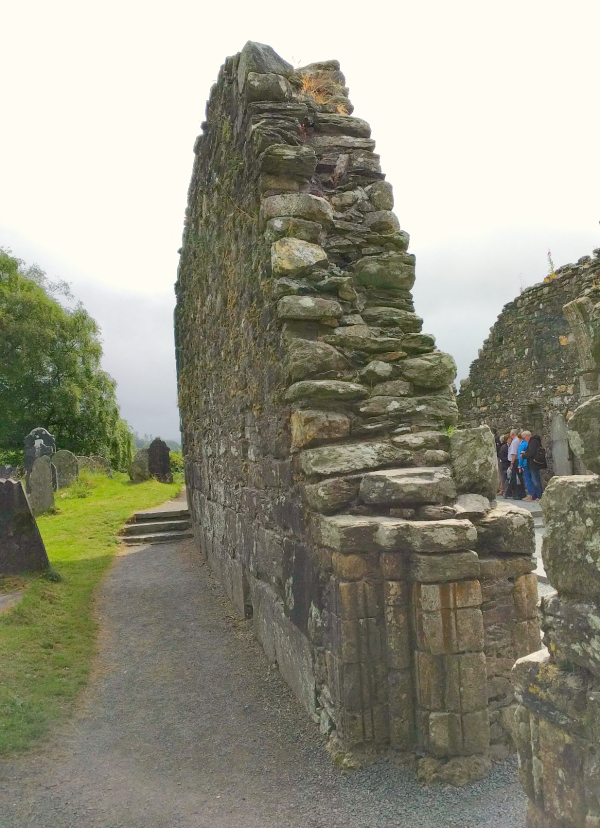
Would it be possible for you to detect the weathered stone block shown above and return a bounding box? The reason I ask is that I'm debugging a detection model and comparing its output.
[542,594,600,677]
[261,193,333,226]
[476,503,535,556]
[300,441,408,477]
[450,425,499,499]
[272,241,329,279]
[416,605,484,655]
[286,379,367,404]
[375,517,477,553]
[454,493,491,520]
[371,379,412,397]
[286,338,349,382]
[567,394,600,474]
[514,573,539,621]
[360,360,393,382]
[245,71,293,102]
[266,216,324,244]
[277,293,340,320]
[400,352,456,389]
[360,466,456,506]
[352,251,416,291]
[302,476,359,513]
[290,409,350,451]
[414,580,482,612]
[380,552,405,581]
[326,325,406,354]
[415,651,487,713]
[332,552,368,581]
[237,41,293,90]
[260,144,316,179]
[359,394,459,427]
[541,475,600,600]
[316,514,379,553]
[362,307,422,331]
[410,551,480,584]
[391,431,450,452]
[388,669,415,749]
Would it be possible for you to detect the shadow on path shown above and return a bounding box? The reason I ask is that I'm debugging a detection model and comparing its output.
[0,534,526,828]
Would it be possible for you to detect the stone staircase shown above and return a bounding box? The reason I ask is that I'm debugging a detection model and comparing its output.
[120,508,193,545]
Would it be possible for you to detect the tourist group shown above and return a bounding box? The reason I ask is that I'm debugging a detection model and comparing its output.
[496,430,547,501]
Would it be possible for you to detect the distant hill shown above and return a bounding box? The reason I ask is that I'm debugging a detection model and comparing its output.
[133,433,181,453]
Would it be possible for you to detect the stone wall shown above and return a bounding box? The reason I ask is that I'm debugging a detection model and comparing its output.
[512,415,600,827]
[175,42,539,783]
[457,251,600,476]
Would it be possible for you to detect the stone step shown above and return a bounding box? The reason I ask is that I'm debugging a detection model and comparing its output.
[131,508,190,522]
[121,519,191,536]
[121,529,194,545]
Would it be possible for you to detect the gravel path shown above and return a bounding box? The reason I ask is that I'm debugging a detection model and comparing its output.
[0,533,526,828]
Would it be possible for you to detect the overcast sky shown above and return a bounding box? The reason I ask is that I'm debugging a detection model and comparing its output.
[1,0,598,441]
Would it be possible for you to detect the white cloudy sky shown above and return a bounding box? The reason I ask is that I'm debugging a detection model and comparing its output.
[1,0,598,441]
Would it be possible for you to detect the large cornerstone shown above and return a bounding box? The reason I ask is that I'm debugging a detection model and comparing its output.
[175,42,539,784]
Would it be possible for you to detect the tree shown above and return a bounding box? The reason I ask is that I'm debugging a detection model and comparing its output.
[0,249,134,470]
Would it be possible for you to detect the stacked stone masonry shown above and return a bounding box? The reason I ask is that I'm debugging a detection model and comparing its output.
[458,250,600,477]
[511,309,600,827]
[175,42,540,783]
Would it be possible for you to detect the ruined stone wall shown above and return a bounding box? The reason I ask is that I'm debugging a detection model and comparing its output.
[512,432,600,827]
[458,252,600,476]
[175,42,540,783]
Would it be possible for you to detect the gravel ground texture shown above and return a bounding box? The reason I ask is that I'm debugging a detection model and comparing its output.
[0,526,527,828]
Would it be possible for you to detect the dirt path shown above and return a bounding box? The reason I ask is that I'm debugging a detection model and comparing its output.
[0,531,526,828]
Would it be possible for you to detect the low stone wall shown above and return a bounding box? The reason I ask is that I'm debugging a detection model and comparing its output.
[175,42,540,783]
[458,251,600,477]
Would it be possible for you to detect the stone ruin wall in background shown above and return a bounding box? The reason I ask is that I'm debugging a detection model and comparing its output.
[511,295,600,828]
[175,42,541,784]
[457,251,600,478]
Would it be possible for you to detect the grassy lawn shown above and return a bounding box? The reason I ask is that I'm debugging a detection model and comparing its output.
[0,472,181,753]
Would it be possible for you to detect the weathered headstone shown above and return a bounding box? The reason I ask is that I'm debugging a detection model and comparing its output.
[28,455,55,515]
[0,478,50,573]
[24,427,56,491]
[0,465,17,480]
[128,449,150,483]
[148,438,173,483]
[77,455,111,475]
[53,450,79,488]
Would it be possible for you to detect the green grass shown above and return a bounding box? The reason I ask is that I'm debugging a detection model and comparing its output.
[0,472,181,753]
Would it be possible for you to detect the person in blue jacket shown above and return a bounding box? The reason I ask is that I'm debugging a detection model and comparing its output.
[518,430,534,500]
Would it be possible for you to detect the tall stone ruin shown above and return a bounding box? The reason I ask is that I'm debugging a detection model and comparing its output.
[175,42,540,783]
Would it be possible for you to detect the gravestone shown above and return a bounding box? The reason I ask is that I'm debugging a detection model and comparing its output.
[77,455,111,475]
[0,465,17,480]
[0,478,50,573]
[148,438,173,483]
[28,455,55,515]
[53,450,79,488]
[128,449,150,483]
[24,427,56,491]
